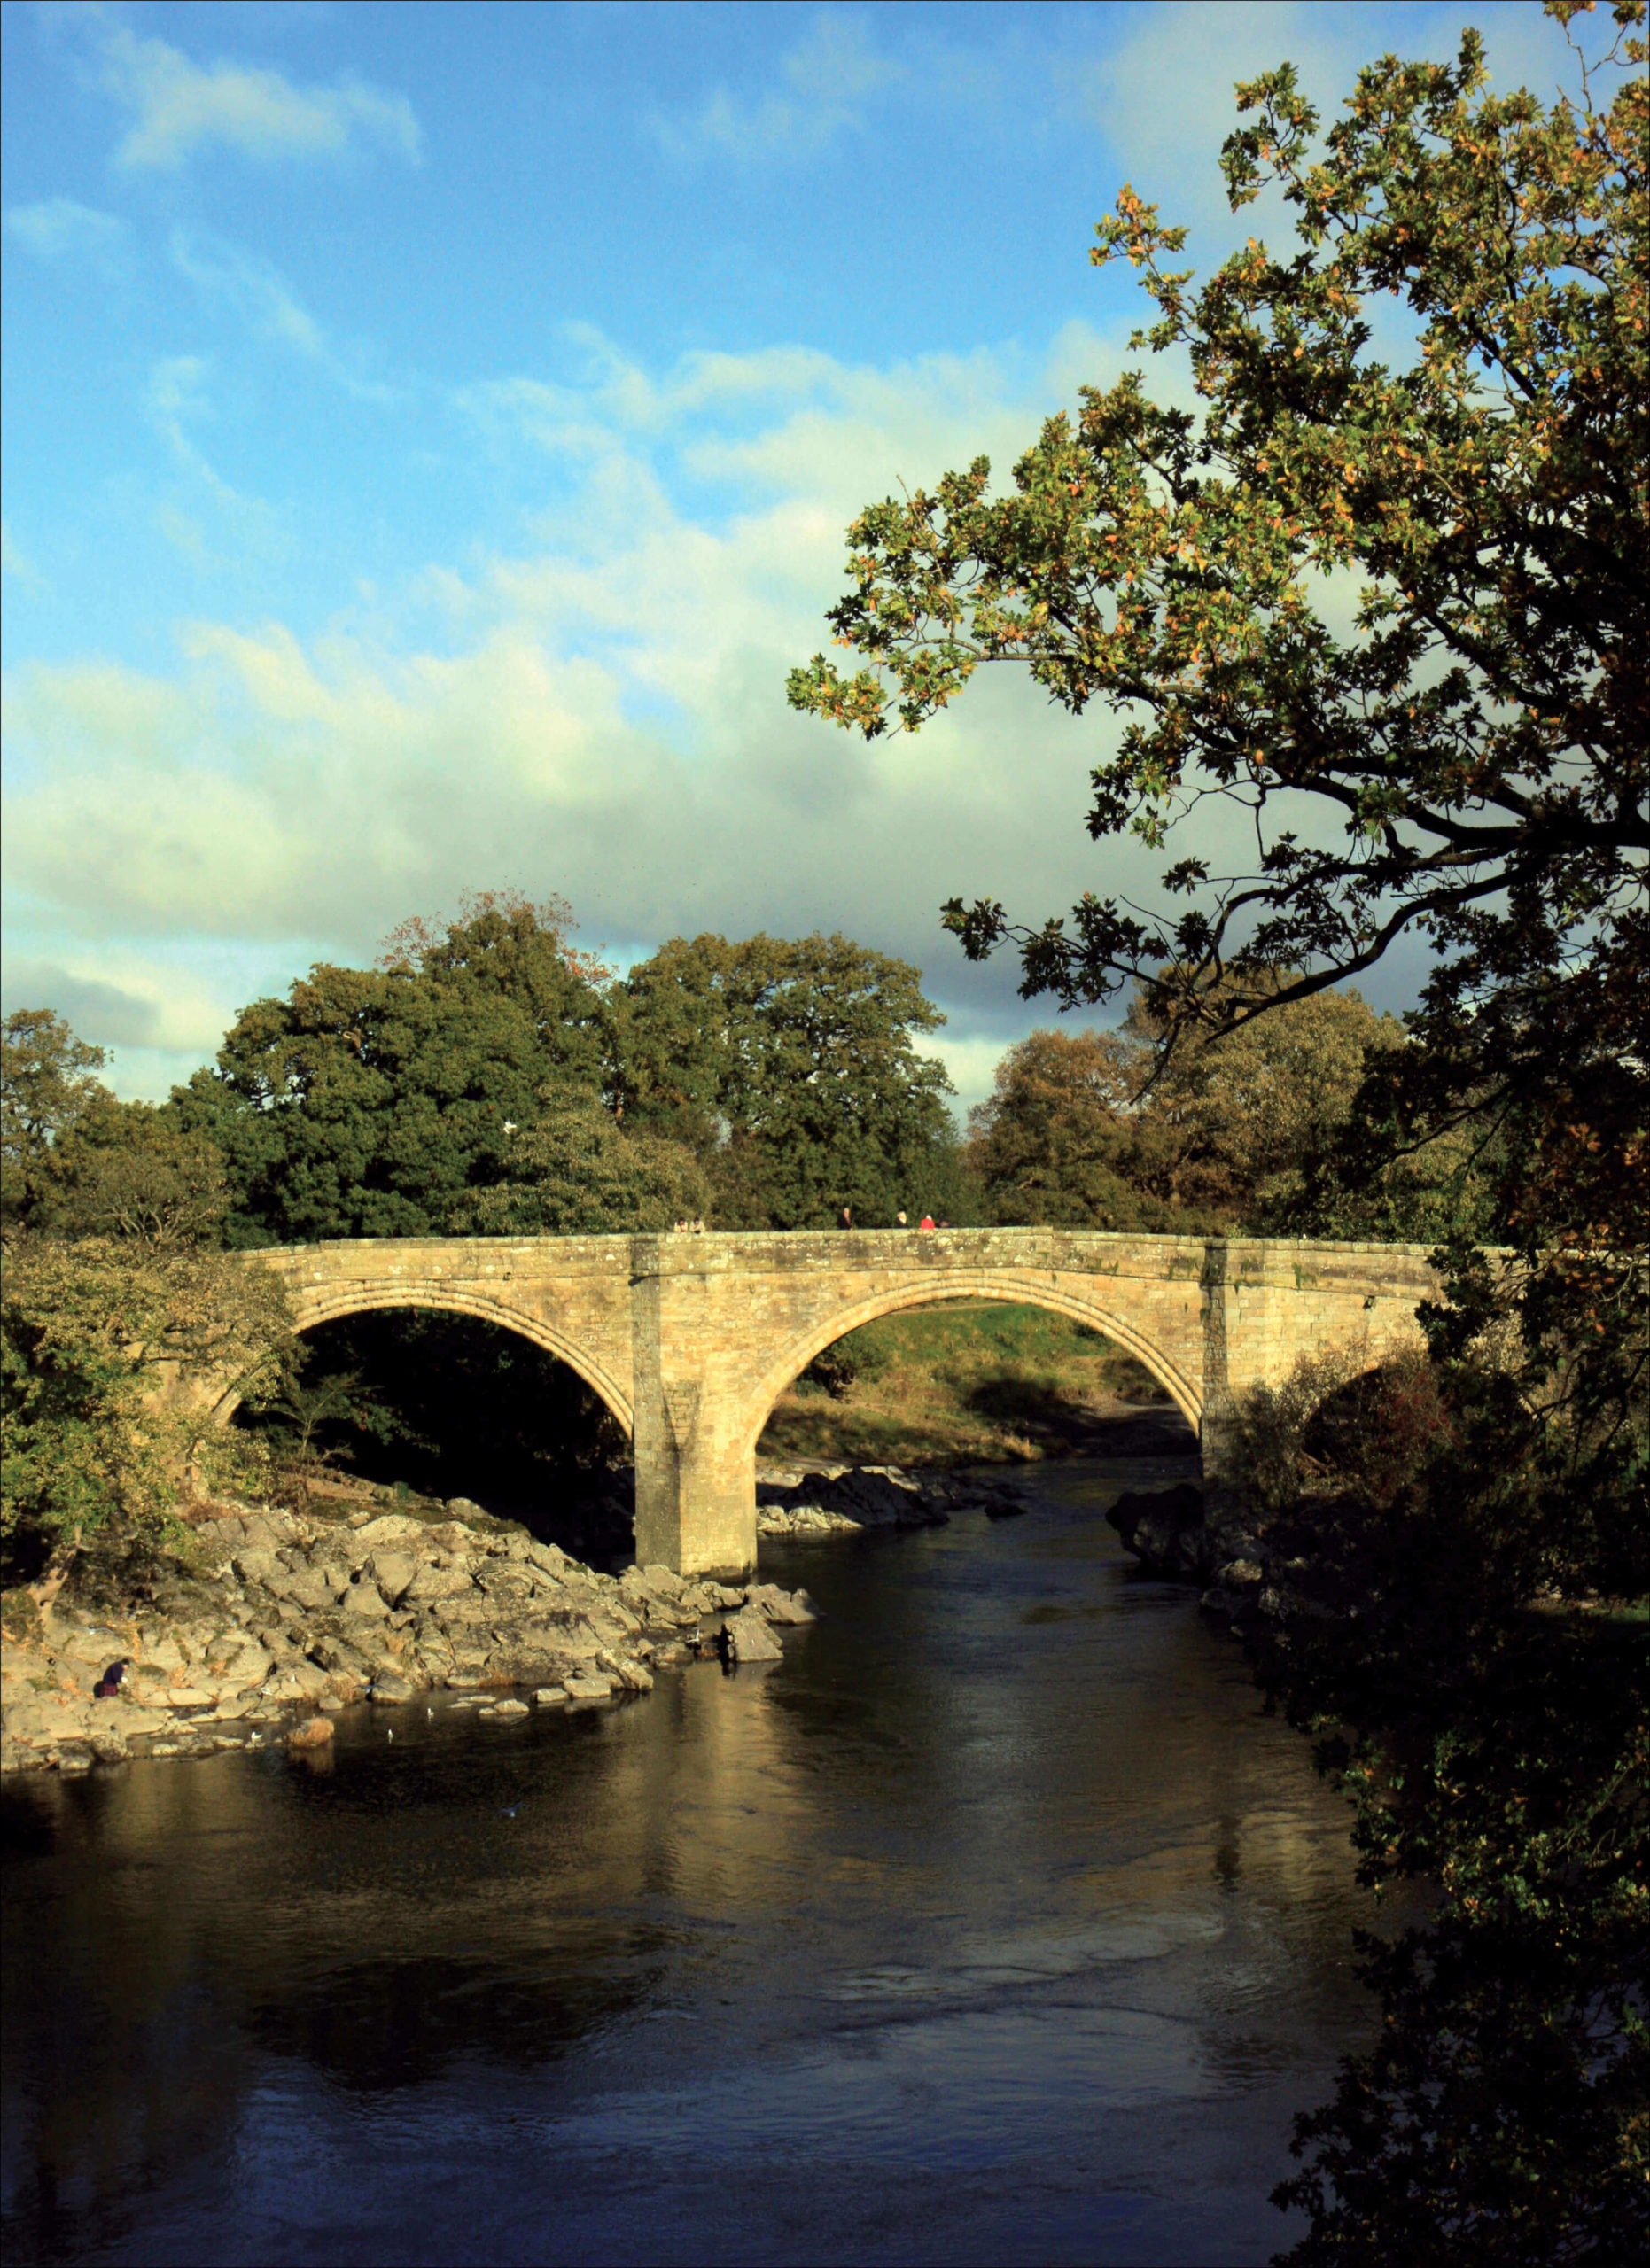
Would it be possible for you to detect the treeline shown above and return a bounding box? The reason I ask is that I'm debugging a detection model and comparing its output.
[4,895,969,1248]
[3,889,1478,1256]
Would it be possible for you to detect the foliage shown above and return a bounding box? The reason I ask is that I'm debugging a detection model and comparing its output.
[967,1028,1169,1229]
[791,4,1649,2249]
[790,2,1647,1243]
[250,1364,362,1508]
[1,1010,108,1233]
[617,932,964,1227]
[174,895,610,1245]
[1,1234,294,1580]
[451,1089,709,1236]
[800,1321,893,1400]
[1236,1258,1648,2260]
[969,976,1403,1230]
[43,1094,230,1248]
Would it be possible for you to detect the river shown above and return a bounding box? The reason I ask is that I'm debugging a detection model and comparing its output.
[2,1456,1374,2266]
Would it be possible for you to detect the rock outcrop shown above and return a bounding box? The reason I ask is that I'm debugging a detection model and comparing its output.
[0,1500,818,1777]
[755,1463,1031,1536]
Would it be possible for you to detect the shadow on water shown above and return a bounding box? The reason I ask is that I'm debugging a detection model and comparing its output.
[2,1459,1376,2268]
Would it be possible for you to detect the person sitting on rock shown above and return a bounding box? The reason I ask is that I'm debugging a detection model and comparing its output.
[93,1660,128,1699]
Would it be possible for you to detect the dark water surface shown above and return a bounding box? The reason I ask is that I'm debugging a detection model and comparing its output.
[3,1461,1374,2266]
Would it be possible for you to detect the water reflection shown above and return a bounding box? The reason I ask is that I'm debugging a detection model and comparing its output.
[3,1459,1374,2267]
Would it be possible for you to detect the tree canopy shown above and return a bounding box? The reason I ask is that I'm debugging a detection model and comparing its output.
[790,2,1647,1251]
[173,894,609,1245]
[2,1010,109,1235]
[969,976,1404,1231]
[616,932,963,1227]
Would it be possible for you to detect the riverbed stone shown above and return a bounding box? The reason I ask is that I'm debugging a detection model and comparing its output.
[339,1577,393,1619]
[725,1608,782,1664]
[369,1551,420,1606]
[747,1584,820,1626]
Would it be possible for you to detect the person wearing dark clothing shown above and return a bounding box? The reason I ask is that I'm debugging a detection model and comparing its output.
[838,1207,852,1231]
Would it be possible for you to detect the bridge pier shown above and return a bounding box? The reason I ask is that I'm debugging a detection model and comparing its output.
[630,1241,759,1580]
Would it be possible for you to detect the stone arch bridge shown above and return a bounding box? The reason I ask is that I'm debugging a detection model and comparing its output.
[234,1229,1439,1580]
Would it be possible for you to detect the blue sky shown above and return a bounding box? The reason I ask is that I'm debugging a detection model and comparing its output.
[1,0,1584,1110]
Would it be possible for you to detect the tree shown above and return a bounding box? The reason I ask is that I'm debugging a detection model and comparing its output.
[452,1090,709,1236]
[789,3,1646,1249]
[967,1029,1170,1229]
[1,1235,293,1585]
[174,897,611,1245]
[1122,973,1405,1224]
[1,1011,108,1233]
[45,1094,229,1249]
[617,933,962,1227]
[970,979,1405,1230]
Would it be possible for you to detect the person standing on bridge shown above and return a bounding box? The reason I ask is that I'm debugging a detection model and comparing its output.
[919,1213,936,1231]
[838,1206,852,1231]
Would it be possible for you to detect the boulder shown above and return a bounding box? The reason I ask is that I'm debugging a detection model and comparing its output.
[595,1650,654,1693]
[533,1686,568,1705]
[286,1716,334,1750]
[479,1698,530,1720]
[782,1466,949,1530]
[232,1547,284,1589]
[339,1577,393,1620]
[369,1551,420,1606]
[1106,1483,1208,1578]
[746,1584,819,1626]
[563,1672,615,1702]
[369,1672,419,1704]
[725,1608,782,1664]
[350,1515,428,1548]
[404,1562,475,1604]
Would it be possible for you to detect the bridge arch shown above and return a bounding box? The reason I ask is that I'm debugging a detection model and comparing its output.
[738,1270,1203,1458]
[215,1285,634,1436]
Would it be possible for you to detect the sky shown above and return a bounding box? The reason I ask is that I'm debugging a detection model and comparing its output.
[1,0,1585,1115]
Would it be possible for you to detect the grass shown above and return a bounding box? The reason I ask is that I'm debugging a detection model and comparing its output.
[756,1301,1174,1469]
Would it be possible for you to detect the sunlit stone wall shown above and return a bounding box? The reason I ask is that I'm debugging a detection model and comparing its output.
[234,1229,1440,1579]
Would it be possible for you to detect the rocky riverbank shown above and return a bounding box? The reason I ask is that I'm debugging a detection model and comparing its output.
[1106,1481,1329,1636]
[0,1494,823,1779]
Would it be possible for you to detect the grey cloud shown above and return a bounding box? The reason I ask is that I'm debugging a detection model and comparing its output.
[0,963,161,1049]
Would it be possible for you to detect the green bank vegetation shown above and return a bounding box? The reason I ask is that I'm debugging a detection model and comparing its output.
[758,1301,1179,1470]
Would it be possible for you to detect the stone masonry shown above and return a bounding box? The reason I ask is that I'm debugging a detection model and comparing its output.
[232,1230,1439,1581]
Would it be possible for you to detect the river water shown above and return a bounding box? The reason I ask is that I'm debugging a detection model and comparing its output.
[2,1458,1374,2266]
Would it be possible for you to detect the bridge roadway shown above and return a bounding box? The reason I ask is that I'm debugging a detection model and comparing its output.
[238,1228,1438,1580]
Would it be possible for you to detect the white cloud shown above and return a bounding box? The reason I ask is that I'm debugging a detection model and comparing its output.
[650,11,900,163]
[142,354,286,547]
[1,519,51,597]
[168,229,397,400]
[4,196,128,268]
[65,4,420,170]
[0,320,1318,1097]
